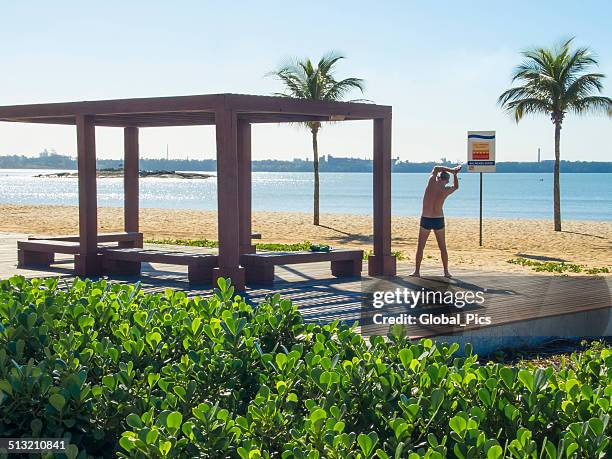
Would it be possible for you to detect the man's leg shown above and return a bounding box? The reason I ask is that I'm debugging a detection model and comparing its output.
[411,227,430,277]
[433,228,451,277]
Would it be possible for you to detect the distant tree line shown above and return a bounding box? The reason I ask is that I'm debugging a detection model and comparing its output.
[0,152,611,173]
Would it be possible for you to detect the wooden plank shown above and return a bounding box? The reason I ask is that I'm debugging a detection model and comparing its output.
[0,94,224,119]
[0,94,390,124]
[227,94,392,119]
[124,127,139,233]
[369,117,396,276]
[103,247,217,266]
[214,107,245,289]
[28,232,142,243]
[18,240,80,254]
[76,114,99,275]
[238,120,255,254]
[242,249,363,266]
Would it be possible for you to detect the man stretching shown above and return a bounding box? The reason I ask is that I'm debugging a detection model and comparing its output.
[411,164,462,278]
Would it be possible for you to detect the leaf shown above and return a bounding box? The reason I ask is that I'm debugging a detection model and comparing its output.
[357,432,378,457]
[146,331,162,349]
[518,369,534,392]
[30,418,43,436]
[0,379,13,396]
[478,388,492,407]
[588,417,604,436]
[399,348,413,370]
[102,375,116,390]
[119,436,135,452]
[134,311,147,328]
[499,367,515,388]
[449,415,467,436]
[126,413,144,428]
[167,411,183,430]
[64,444,79,459]
[275,353,287,371]
[78,315,94,331]
[148,373,160,389]
[49,393,66,412]
[487,445,502,459]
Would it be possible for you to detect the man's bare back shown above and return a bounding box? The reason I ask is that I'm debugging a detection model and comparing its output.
[411,165,462,278]
[422,176,454,217]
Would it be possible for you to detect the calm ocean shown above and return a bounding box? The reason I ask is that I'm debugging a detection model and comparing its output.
[0,169,610,221]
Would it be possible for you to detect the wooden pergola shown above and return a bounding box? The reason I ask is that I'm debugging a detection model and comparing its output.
[0,93,396,289]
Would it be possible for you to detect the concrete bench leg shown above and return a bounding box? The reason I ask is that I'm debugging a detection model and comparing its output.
[331,259,362,277]
[75,254,104,277]
[188,262,214,284]
[18,249,54,268]
[104,259,141,276]
[245,264,275,285]
[118,233,144,249]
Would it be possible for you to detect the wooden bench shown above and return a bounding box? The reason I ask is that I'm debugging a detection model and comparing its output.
[28,232,143,248]
[241,249,363,285]
[101,248,218,284]
[17,239,81,267]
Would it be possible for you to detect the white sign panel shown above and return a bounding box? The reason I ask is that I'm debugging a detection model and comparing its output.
[467,131,496,172]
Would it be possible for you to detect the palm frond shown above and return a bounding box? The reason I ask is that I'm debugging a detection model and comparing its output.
[267,51,367,107]
[564,73,606,103]
[568,96,612,116]
[505,98,552,123]
[323,77,365,101]
[500,38,609,125]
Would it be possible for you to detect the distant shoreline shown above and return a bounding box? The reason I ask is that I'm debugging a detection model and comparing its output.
[1,153,611,173]
[34,170,214,179]
[3,167,612,174]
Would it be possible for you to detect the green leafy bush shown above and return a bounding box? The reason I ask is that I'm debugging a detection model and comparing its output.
[0,275,610,458]
[507,257,610,274]
[145,239,406,260]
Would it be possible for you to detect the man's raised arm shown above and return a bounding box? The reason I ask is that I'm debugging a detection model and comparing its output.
[447,165,462,192]
[432,164,462,175]
[452,169,459,190]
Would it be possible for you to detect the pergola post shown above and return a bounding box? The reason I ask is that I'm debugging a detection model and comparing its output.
[237,120,255,254]
[123,127,141,246]
[213,108,245,290]
[75,114,102,276]
[368,116,396,276]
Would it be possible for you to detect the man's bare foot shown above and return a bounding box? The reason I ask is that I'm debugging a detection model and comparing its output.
[410,271,420,277]
[444,271,453,278]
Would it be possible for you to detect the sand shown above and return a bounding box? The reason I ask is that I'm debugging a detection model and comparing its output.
[1,204,610,274]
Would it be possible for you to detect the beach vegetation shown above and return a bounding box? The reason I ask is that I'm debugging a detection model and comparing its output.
[146,239,405,260]
[499,37,612,232]
[268,52,367,226]
[0,276,610,458]
[507,257,610,274]
[144,238,311,252]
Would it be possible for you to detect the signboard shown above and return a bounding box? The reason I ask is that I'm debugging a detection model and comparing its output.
[467,131,496,172]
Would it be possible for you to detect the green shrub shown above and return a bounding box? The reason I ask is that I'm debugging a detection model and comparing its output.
[0,275,610,458]
[507,257,610,274]
[144,239,407,260]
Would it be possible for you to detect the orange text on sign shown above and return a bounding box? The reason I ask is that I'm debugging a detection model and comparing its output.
[472,142,490,160]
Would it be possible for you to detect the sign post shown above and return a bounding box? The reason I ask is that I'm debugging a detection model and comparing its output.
[467,131,496,246]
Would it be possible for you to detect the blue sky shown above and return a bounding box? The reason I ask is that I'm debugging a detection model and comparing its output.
[1,0,611,162]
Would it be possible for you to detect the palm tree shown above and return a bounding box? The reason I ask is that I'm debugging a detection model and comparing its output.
[268,52,366,225]
[498,38,612,231]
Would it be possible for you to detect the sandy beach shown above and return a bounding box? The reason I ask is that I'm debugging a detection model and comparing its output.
[0,204,610,274]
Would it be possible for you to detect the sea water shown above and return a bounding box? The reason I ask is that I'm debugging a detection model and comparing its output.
[0,169,610,221]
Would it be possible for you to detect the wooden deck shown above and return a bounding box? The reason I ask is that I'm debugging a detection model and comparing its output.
[1,232,610,340]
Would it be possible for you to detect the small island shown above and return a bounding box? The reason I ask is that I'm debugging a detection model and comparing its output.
[35,168,214,179]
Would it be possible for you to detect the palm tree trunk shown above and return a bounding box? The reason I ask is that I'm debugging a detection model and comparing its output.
[311,126,320,226]
[553,122,562,232]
